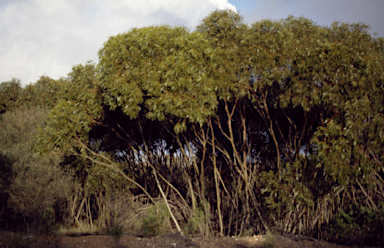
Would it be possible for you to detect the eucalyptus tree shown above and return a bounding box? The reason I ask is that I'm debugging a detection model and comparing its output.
[96,25,222,235]
[18,76,65,109]
[310,23,384,239]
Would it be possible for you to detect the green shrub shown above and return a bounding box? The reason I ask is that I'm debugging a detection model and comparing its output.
[142,203,170,236]
[8,154,74,233]
[262,231,276,248]
[185,207,205,235]
[0,107,75,233]
[329,203,384,245]
[105,223,124,240]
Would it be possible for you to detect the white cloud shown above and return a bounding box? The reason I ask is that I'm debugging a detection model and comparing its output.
[0,0,236,85]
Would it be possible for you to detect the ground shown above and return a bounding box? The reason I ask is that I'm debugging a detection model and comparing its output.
[0,231,380,248]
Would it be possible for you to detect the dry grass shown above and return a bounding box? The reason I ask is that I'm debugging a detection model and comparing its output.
[57,223,103,236]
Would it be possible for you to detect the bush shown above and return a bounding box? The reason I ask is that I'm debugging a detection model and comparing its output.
[142,203,170,236]
[8,153,74,233]
[328,204,384,246]
[104,223,124,240]
[185,201,211,236]
[262,231,276,248]
[0,107,75,233]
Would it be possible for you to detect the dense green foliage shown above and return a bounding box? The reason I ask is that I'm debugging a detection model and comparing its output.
[1,9,383,245]
[0,107,74,233]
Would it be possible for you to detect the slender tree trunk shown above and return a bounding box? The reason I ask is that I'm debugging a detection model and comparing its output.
[209,118,223,236]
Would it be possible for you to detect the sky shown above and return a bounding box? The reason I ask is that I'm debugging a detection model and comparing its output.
[1,0,383,86]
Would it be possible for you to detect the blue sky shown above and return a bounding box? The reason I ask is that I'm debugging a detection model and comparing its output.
[228,0,255,12]
[1,0,383,85]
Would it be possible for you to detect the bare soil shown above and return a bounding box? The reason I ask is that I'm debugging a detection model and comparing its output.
[0,231,379,248]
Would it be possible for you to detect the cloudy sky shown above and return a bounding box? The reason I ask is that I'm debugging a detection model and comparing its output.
[1,0,383,86]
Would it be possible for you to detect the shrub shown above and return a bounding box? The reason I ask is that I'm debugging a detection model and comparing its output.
[142,203,170,236]
[8,153,74,233]
[185,201,212,236]
[262,232,276,248]
[0,107,75,233]
[105,223,124,240]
